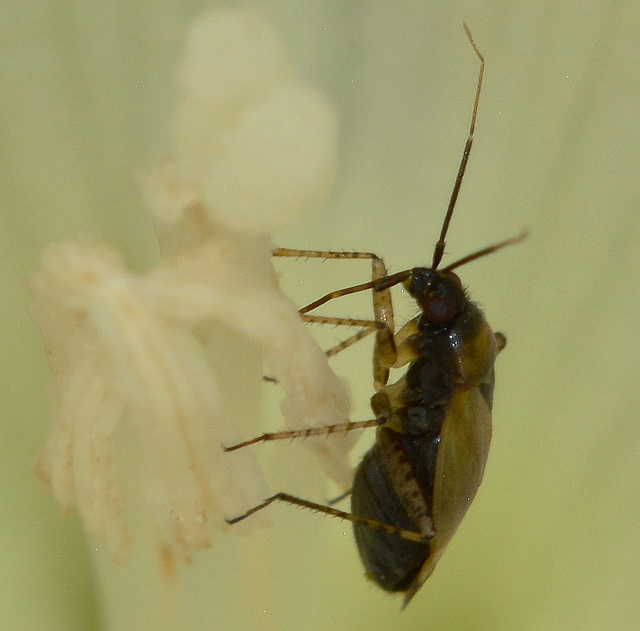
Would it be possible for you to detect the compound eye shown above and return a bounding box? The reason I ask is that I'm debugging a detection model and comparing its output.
[423,295,458,324]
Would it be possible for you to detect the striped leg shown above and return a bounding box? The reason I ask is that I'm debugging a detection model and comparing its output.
[301,314,379,357]
[225,492,433,543]
[223,417,386,452]
[273,248,398,389]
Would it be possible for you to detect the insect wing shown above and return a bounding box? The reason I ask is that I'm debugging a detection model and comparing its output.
[403,383,493,605]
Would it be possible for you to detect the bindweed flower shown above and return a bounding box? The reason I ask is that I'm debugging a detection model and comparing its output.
[30,8,354,569]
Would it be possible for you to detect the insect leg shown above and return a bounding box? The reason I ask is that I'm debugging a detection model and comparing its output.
[225,493,431,543]
[273,247,386,302]
[300,313,405,362]
[389,318,421,369]
[223,417,386,452]
[301,314,379,357]
[261,315,379,383]
[370,256,397,391]
[273,247,381,263]
[327,489,351,505]
[273,248,401,390]
[274,248,397,358]
[324,327,375,358]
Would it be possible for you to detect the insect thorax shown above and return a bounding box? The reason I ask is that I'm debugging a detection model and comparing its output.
[371,294,497,437]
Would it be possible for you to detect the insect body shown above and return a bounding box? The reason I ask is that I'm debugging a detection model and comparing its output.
[225,24,525,606]
[351,266,504,602]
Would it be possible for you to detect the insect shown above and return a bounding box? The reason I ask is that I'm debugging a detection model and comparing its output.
[224,24,526,606]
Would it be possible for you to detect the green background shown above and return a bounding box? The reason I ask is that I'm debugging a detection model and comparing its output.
[1,1,639,629]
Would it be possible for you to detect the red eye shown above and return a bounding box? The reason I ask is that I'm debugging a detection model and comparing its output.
[423,296,458,324]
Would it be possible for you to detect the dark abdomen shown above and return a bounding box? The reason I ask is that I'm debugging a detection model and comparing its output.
[351,442,431,592]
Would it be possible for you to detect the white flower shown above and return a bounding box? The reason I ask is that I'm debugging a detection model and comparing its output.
[30,8,353,568]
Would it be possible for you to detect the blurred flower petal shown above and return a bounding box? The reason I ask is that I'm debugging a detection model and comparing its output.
[30,8,351,567]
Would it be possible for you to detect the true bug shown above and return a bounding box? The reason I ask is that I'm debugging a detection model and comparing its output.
[225,24,526,606]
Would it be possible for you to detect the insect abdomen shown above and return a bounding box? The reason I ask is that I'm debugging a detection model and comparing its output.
[351,441,431,591]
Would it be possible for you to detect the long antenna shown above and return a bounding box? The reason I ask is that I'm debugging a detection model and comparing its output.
[431,23,485,270]
[442,229,528,272]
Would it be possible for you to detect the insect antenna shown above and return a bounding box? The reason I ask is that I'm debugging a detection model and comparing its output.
[431,23,485,270]
[442,229,528,272]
